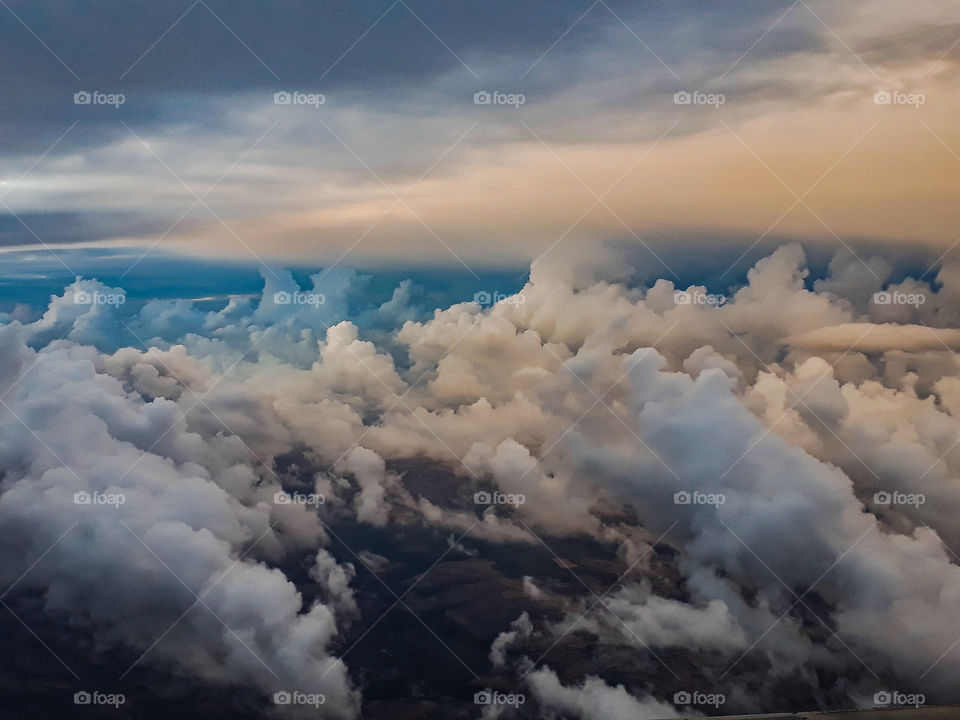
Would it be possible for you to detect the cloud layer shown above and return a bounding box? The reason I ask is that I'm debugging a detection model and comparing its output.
[2,242,960,715]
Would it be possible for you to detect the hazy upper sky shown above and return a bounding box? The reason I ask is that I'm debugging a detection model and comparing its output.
[2,0,959,274]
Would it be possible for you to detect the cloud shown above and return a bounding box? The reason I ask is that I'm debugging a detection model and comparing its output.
[527,667,679,720]
[786,323,960,352]
[489,612,533,668]
[0,321,360,718]
[5,241,960,711]
[4,2,960,265]
[553,580,749,652]
[336,447,392,527]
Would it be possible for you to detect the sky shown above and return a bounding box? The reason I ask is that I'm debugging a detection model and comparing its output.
[1,0,959,276]
[3,3,960,720]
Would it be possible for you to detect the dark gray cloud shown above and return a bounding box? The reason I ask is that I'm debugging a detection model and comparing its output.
[0,0,806,154]
[0,211,171,247]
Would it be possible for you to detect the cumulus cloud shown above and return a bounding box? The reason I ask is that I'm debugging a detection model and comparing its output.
[5,242,960,713]
[553,580,749,652]
[0,322,359,718]
[489,612,533,668]
[527,667,679,720]
[336,447,393,527]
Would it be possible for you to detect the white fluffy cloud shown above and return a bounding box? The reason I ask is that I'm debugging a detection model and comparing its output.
[527,668,679,720]
[0,322,359,718]
[5,242,960,713]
